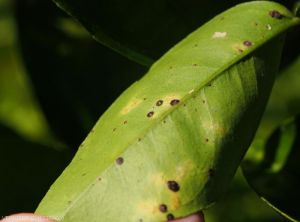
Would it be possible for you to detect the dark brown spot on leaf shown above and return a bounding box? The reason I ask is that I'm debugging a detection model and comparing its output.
[205,138,209,142]
[167,214,175,221]
[147,111,154,118]
[167,180,180,192]
[113,128,117,132]
[156,100,163,106]
[170,99,180,106]
[193,63,198,66]
[159,204,168,213]
[116,157,124,165]
[269,10,283,19]
[123,120,128,124]
[243,40,252,47]
[202,100,206,104]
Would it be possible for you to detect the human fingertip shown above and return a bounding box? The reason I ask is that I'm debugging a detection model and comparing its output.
[0,213,57,222]
[170,211,205,222]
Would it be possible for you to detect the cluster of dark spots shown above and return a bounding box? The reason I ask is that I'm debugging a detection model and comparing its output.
[147,111,154,118]
[167,214,175,221]
[159,204,168,213]
[208,168,215,177]
[167,180,180,192]
[156,100,163,106]
[170,99,180,106]
[243,40,252,47]
[116,157,124,165]
[123,120,128,124]
[269,10,283,19]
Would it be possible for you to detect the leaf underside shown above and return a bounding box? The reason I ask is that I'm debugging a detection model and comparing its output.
[36,2,299,222]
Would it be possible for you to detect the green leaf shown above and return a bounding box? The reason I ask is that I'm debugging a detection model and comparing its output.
[36,2,300,221]
[15,0,146,148]
[51,0,249,66]
[242,55,300,221]
[243,118,300,221]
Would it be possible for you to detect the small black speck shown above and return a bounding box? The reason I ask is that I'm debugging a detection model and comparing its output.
[116,157,124,165]
[123,120,128,124]
[156,100,163,106]
[159,204,168,213]
[193,63,198,66]
[167,180,180,192]
[209,168,215,177]
[147,111,154,118]
[202,100,206,104]
[269,10,283,19]
[170,99,180,106]
[205,138,209,142]
[113,128,117,132]
[243,40,252,47]
[167,214,175,221]
[143,98,147,101]
[207,83,212,87]
[98,177,102,181]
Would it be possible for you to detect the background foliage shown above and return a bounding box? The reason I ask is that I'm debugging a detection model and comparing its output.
[0,0,299,221]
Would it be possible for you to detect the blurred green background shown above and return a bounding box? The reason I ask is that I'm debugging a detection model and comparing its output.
[0,0,299,221]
